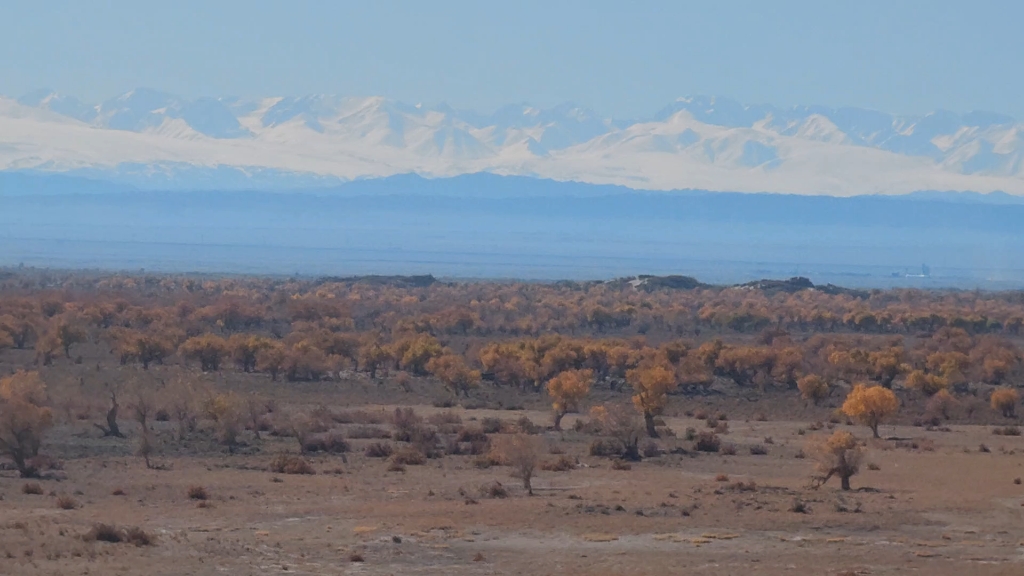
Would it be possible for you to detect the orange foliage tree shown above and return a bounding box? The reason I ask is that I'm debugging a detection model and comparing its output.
[797,374,830,405]
[545,369,593,430]
[904,370,948,396]
[627,365,677,438]
[0,371,54,477]
[179,334,230,372]
[841,383,899,438]
[990,388,1020,418]
[426,354,481,397]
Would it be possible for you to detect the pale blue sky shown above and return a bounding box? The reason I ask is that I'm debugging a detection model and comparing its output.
[2,0,1022,118]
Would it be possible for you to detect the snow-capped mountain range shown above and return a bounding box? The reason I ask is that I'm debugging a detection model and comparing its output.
[3,88,1024,195]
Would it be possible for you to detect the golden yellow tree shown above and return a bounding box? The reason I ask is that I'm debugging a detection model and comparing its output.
[841,383,899,438]
[179,334,230,371]
[545,369,593,430]
[811,430,864,490]
[426,353,481,397]
[0,371,54,477]
[797,374,830,405]
[228,334,274,372]
[904,369,948,396]
[990,388,1020,418]
[627,365,677,438]
[256,341,287,381]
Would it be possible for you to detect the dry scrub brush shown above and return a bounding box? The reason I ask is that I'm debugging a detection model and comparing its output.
[490,434,543,495]
[269,454,316,475]
[810,431,864,491]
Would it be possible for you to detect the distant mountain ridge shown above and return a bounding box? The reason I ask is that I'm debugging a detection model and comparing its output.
[7,171,1024,209]
[3,89,1024,195]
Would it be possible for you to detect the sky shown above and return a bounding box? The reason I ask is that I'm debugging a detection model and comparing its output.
[2,0,1023,119]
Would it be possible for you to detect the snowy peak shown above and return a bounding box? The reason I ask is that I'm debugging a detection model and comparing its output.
[3,89,1024,195]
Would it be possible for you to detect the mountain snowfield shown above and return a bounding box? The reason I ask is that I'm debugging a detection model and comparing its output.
[3,88,1024,195]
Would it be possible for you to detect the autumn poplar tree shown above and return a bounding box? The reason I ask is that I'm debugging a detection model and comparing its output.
[426,354,481,397]
[811,430,864,491]
[990,388,1020,418]
[0,371,54,477]
[545,369,593,430]
[797,374,829,405]
[841,383,899,438]
[627,365,677,438]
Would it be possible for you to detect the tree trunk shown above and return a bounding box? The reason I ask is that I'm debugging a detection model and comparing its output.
[622,440,641,461]
[96,394,124,438]
[841,475,851,491]
[870,422,879,439]
[644,412,659,438]
[553,411,564,432]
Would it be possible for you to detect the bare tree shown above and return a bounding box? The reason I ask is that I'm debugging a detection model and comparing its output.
[94,390,124,438]
[810,431,864,491]
[492,434,542,496]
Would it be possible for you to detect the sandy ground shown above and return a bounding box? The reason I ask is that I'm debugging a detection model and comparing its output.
[2,406,1023,575]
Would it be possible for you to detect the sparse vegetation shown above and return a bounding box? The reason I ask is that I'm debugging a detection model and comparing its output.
[491,434,542,495]
[695,432,721,453]
[2,270,1024,572]
[84,523,156,547]
[22,482,44,495]
[187,485,209,500]
[269,454,316,475]
[811,431,864,491]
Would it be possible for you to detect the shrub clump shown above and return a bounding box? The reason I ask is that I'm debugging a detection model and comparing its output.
[301,432,350,454]
[588,438,622,457]
[22,482,44,495]
[515,415,540,434]
[269,454,316,475]
[390,447,426,466]
[427,411,462,426]
[456,425,489,443]
[391,407,424,441]
[364,442,394,458]
[694,432,721,453]
[540,455,576,472]
[84,523,156,547]
[187,485,209,500]
[480,417,503,434]
[480,481,509,499]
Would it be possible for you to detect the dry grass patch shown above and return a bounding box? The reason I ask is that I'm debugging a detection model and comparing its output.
[269,454,316,475]
[540,455,576,472]
[187,485,209,500]
[22,482,44,495]
[83,523,156,547]
[364,442,394,458]
[582,533,619,542]
[390,447,426,466]
[480,481,509,499]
